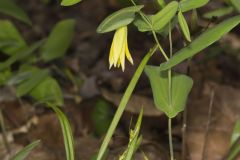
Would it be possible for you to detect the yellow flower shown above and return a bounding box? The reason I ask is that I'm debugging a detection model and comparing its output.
[109,26,133,71]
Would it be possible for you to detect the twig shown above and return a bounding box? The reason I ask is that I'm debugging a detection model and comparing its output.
[202,90,215,160]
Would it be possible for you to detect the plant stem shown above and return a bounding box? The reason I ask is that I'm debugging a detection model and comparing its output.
[169,118,174,160]
[96,45,158,160]
[151,21,174,160]
[152,31,169,61]
[168,22,174,160]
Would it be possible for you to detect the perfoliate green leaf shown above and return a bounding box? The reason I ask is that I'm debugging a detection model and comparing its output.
[145,66,193,118]
[61,0,81,6]
[152,1,178,31]
[178,10,191,42]
[0,0,31,25]
[134,1,178,32]
[30,77,64,106]
[156,17,178,37]
[133,15,152,32]
[159,15,240,71]
[97,5,144,33]
[230,0,240,13]
[41,19,76,62]
[11,140,40,160]
[16,69,49,97]
[180,0,209,12]
[48,105,75,160]
[203,7,234,19]
[0,20,27,55]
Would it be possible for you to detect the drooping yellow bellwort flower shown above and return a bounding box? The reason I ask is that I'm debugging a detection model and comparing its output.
[109,26,133,71]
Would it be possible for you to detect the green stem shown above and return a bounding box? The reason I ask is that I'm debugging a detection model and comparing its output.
[152,31,169,61]
[130,0,152,26]
[168,21,174,160]
[96,45,158,160]
[168,118,174,160]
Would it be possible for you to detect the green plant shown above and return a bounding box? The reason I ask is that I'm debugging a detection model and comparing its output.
[93,0,240,160]
[0,1,76,159]
[0,0,239,159]
[11,140,41,160]
[227,120,240,160]
[119,108,143,160]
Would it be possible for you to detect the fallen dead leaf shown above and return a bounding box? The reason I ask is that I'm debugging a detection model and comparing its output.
[101,89,163,117]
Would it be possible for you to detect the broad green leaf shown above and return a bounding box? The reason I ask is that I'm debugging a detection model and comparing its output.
[7,71,32,86]
[48,105,75,160]
[159,15,240,71]
[152,1,179,31]
[156,17,178,37]
[0,0,31,25]
[11,140,40,160]
[0,20,27,55]
[133,15,152,32]
[145,66,193,118]
[230,0,240,13]
[0,40,43,71]
[41,19,76,62]
[231,120,240,145]
[178,10,191,42]
[97,5,144,33]
[61,0,81,6]
[203,7,234,19]
[133,2,178,32]
[30,77,64,106]
[0,40,16,49]
[16,69,49,97]
[0,69,12,86]
[180,0,209,12]
[134,16,177,34]
[92,99,112,136]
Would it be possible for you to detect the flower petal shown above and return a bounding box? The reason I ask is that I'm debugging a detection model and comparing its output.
[120,39,126,71]
[113,27,127,66]
[125,37,133,65]
[109,40,115,69]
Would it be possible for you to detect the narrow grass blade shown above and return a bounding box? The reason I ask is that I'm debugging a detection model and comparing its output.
[48,104,75,160]
[11,140,40,160]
